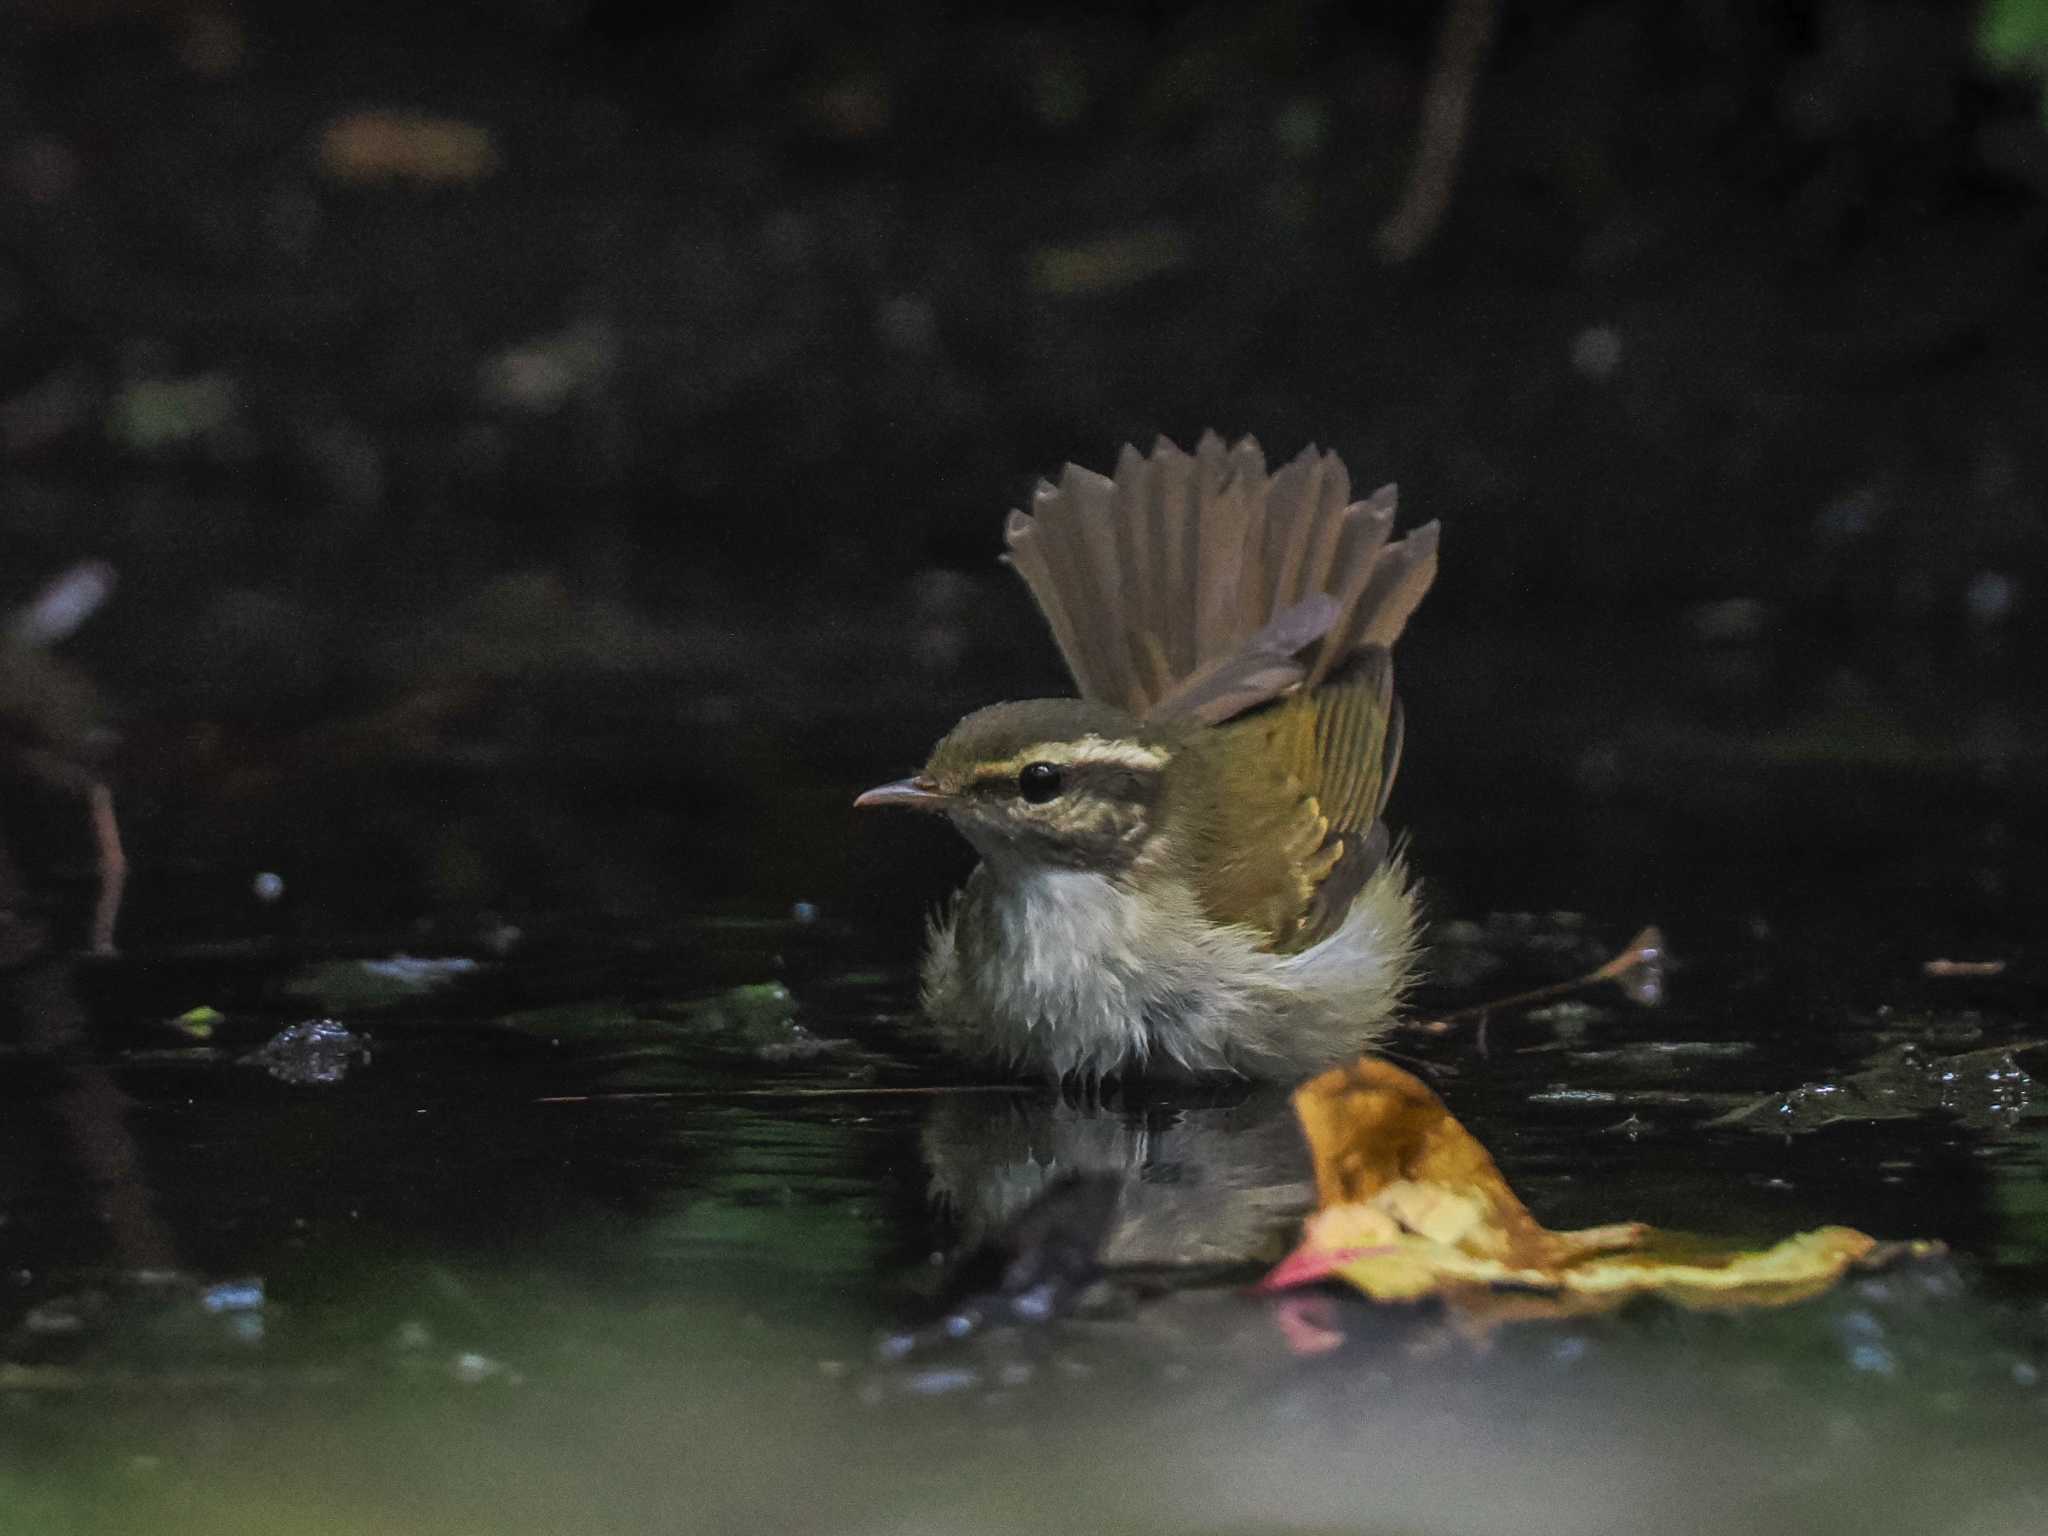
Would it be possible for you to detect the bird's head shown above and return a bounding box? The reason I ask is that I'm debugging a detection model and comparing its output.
[856,699,1179,874]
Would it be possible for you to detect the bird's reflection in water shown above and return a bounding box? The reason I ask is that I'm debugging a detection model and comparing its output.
[920,1083,1313,1268]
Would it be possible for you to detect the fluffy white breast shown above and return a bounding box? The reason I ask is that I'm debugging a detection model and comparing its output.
[947,864,1155,1074]
[921,854,1419,1080]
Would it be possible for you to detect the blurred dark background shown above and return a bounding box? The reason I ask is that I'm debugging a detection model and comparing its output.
[3,0,2046,957]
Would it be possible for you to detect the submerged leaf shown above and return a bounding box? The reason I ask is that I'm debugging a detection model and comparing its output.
[940,1172,1123,1327]
[170,1005,223,1040]
[1263,1059,1937,1322]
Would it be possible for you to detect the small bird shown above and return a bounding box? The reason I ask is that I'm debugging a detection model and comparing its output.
[858,433,1439,1081]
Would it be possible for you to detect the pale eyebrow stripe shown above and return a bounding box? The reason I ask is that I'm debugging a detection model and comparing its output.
[964,735,1173,789]
[1003,736,1170,774]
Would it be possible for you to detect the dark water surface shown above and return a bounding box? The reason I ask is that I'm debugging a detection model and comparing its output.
[4,615,2047,1536]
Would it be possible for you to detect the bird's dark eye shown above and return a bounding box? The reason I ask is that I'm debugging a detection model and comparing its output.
[1017,762,1063,803]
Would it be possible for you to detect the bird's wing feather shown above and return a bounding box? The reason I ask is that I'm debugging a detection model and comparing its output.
[1182,652,1402,953]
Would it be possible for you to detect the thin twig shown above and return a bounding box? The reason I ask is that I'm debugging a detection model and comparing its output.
[534,1084,1035,1104]
[87,781,126,957]
[1376,0,1500,263]
[1421,926,1665,1035]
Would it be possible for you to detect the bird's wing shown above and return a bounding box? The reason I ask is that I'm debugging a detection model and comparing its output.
[1003,432,1437,725]
[1181,652,1404,954]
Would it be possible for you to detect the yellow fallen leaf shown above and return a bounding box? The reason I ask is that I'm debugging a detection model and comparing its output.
[1262,1059,1939,1322]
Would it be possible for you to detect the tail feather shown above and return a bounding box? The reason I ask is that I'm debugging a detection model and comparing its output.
[1060,461,1131,706]
[1266,443,1335,614]
[1110,442,1170,701]
[1003,508,1093,699]
[1302,487,1398,688]
[1196,435,1258,665]
[1150,435,1200,678]
[1312,519,1438,687]
[1002,433,1438,724]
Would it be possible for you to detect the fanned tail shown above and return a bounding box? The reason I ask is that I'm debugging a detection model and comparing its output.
[1002,432,1439,725]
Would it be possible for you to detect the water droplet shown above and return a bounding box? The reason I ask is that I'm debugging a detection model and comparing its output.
[1570,325,1623,380]
[1966,570,2015,627]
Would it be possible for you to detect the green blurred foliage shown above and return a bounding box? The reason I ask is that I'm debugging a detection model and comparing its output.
[1981,0,2048,115]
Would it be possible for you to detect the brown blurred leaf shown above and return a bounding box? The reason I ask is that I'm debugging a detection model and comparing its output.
[1922,957,2007,978]
[319,112,499,186]
[1262,1059,1937,1322]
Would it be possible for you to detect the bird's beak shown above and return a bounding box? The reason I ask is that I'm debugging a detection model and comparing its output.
[853,775,951,811]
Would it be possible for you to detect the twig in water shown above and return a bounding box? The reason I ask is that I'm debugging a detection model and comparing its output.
[535,1084,1034,1104]
[1421,926,1665,1036]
